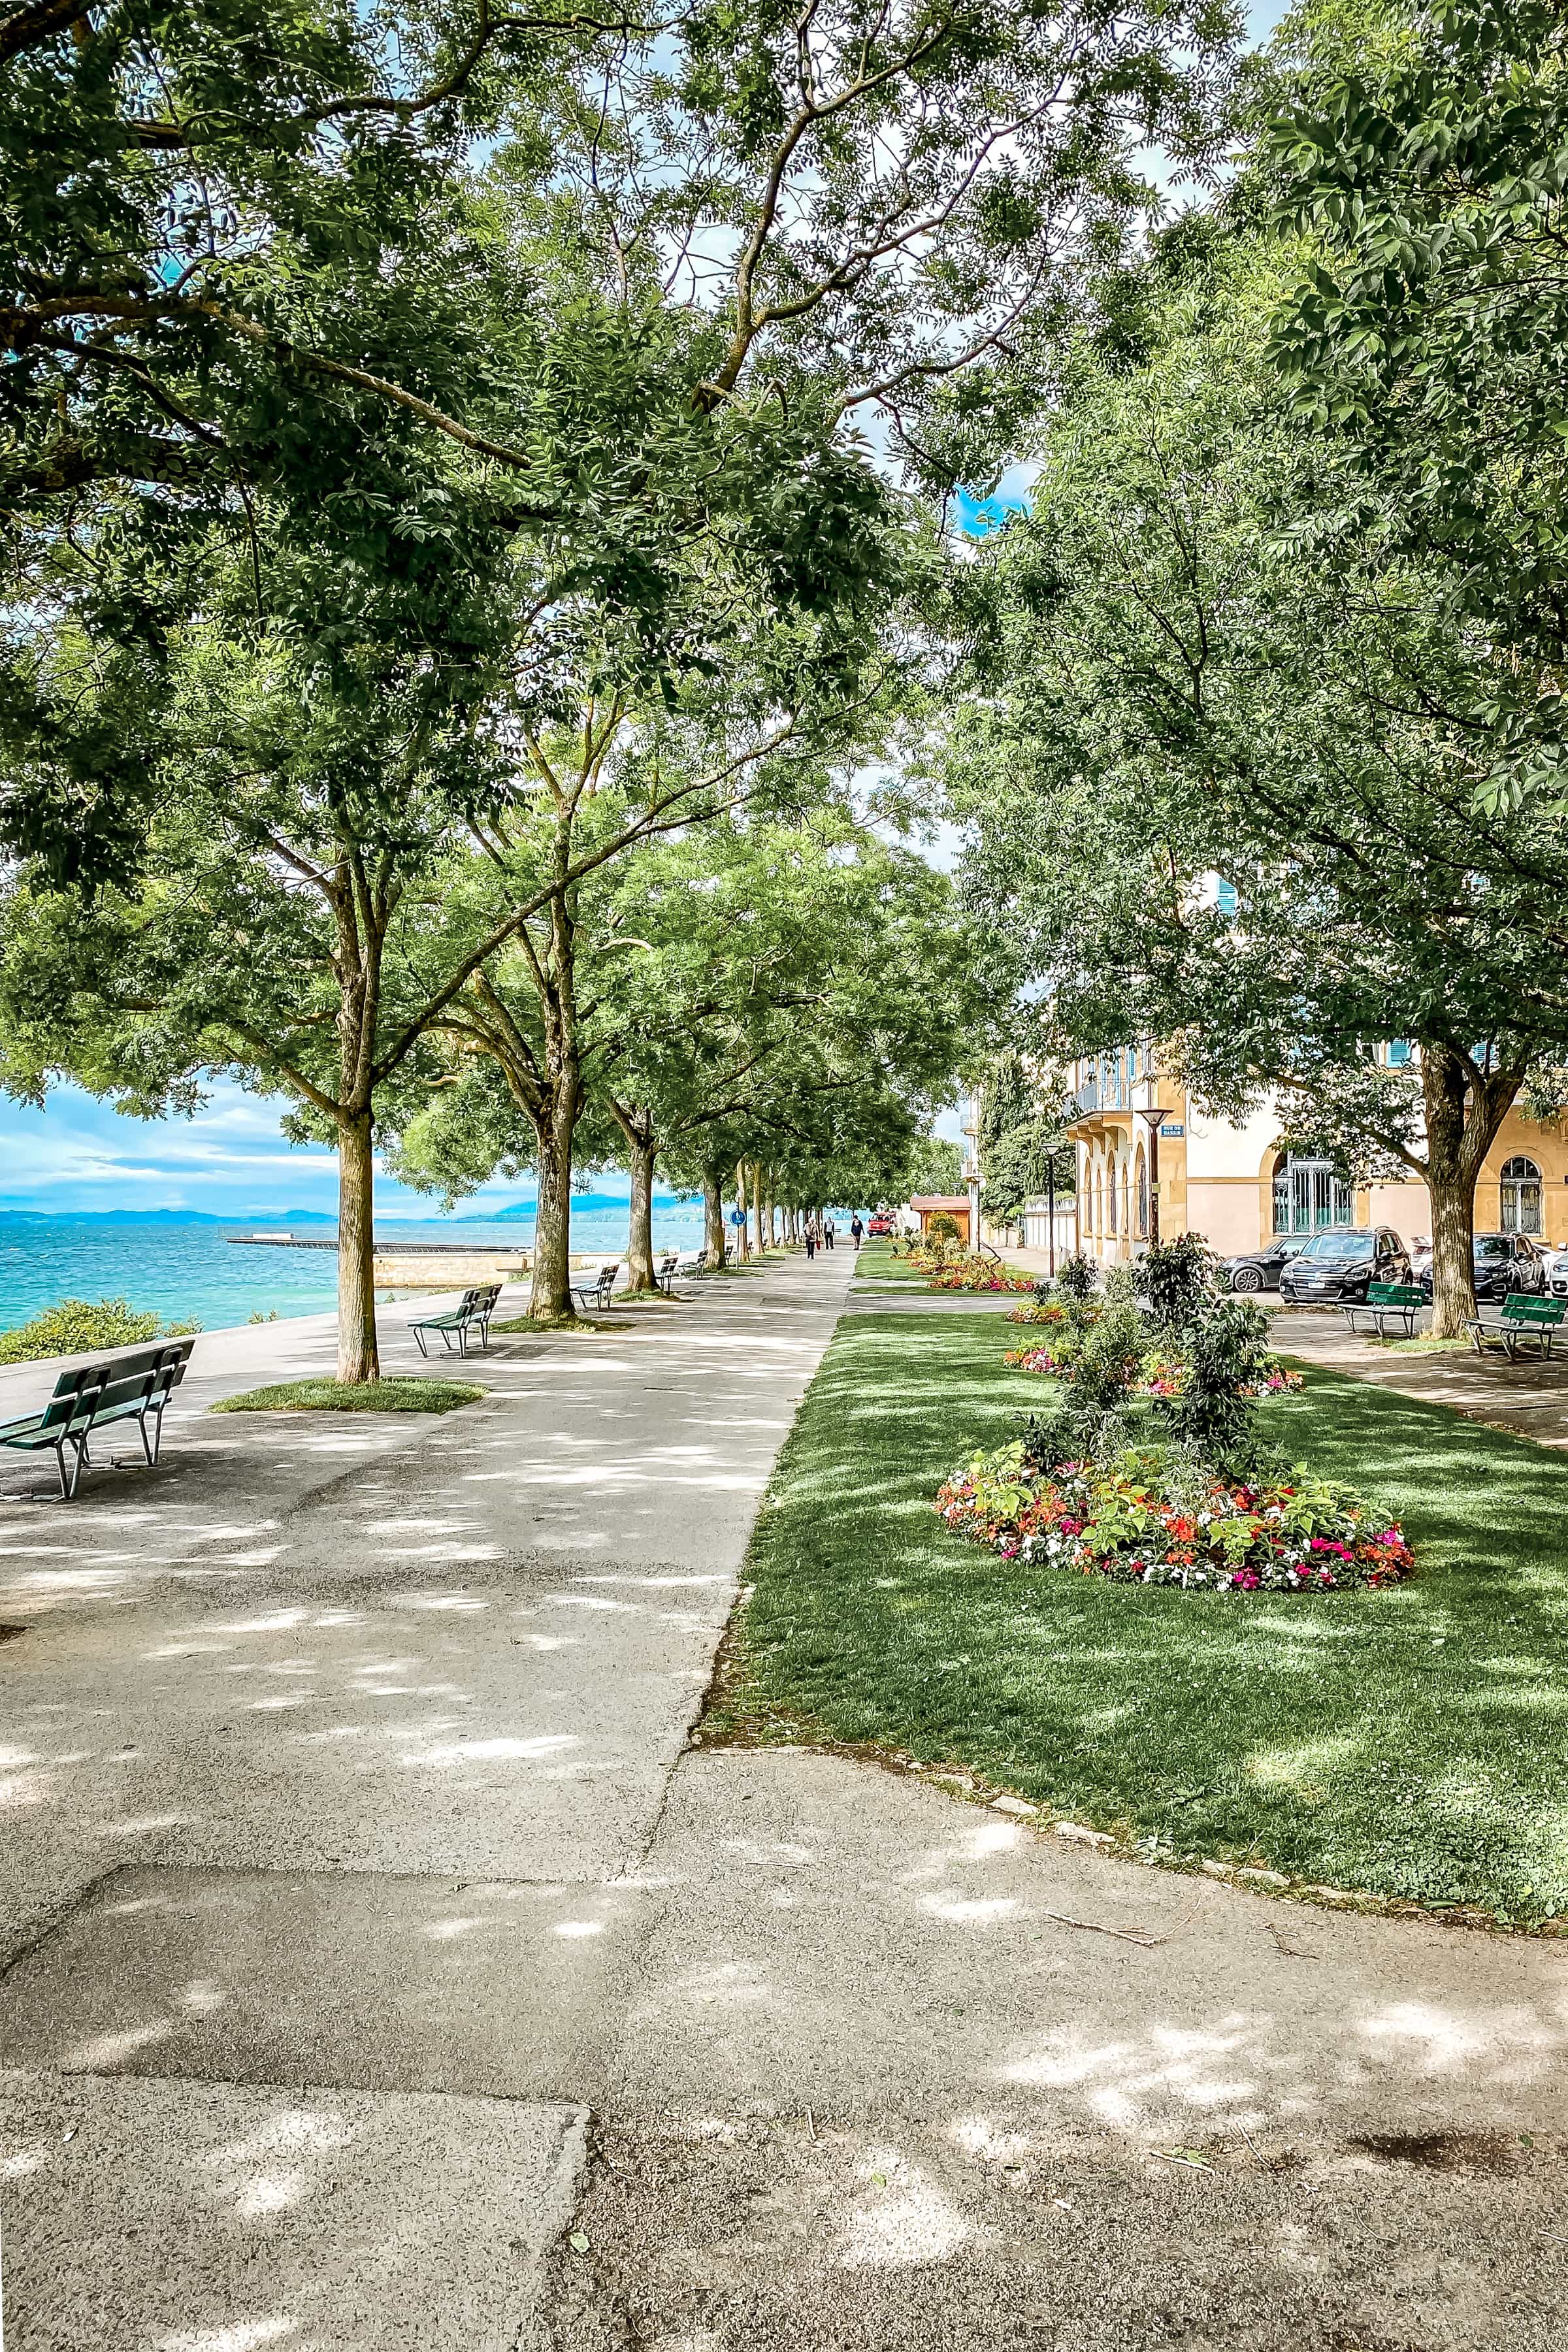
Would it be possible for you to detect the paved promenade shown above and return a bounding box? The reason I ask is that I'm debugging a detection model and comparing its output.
[1271,1305,1568,1446]
[2,1261,1566,2349]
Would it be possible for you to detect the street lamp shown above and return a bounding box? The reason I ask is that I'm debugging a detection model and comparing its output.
[1136,1103,1166,1248]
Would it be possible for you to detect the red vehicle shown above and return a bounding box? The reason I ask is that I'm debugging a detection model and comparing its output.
[868,1213,895,1236]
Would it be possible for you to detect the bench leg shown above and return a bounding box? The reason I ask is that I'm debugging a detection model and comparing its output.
[58,1435,86,1500]
[413,1326,431,1358]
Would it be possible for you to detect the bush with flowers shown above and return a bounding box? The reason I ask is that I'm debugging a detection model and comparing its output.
[928,1255,1038,1294]
[934,1443,1414,1592]
[939,1234,1411,1595]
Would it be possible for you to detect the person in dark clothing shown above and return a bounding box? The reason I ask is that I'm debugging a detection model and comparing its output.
[804,1226,817,1260]
[850,1215,864,1247]
[824,1218,834,1250]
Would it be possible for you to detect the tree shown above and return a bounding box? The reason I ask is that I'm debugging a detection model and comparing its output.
[0,609,558,1378]
[977,1049,1074,1225]
[1266,0,1568,811]
[0,214,907,1354]
[907,1132,964,1197]
[387,813,985,1295]
[942,222,1568,1333]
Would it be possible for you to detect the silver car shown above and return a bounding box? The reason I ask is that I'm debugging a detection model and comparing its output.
[1545,1245,1568,1301]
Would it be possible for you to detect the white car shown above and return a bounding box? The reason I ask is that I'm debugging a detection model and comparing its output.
[1545,1245,1568,1300]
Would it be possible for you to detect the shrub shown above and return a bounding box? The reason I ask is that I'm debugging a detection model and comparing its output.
[1135,1232,1218,1336]
[0,1296,202,1365]
[1054,1253,1098,1299]
[1154,1294,1277,1471]
[926,1211,961,1243]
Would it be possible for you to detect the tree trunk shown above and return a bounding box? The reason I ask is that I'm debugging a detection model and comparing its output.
[621,1115,658,1294]
[1426,1169,1478,1341]
[735,1161,749,1261]
[704,1171,727,1267]
[1420,1041,1523,1339]
[529,1086,578,1318]
[336,1105,380,1383]
[750,1162,766,1257]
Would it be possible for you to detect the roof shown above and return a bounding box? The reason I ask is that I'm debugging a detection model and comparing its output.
[909,1196,971,1212]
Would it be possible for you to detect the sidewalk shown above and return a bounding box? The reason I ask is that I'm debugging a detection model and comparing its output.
[0,1256,855,2348]
[1271,1307,1568,1447]
[3,1262,1567,2349]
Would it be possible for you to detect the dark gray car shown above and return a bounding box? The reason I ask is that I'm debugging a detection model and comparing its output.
[1418,1232,1545,1303]
[1222,1235,1305,1294]
[1278,1226,1412,1305]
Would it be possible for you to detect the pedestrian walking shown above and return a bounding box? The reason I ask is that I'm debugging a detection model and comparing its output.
[804,1225,817,1261]
[850,1215,864,1247]
[824,1218,835,1250]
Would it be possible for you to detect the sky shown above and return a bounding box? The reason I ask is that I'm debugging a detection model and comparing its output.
[3,0,1284,1217]
[0,1078,549,1220]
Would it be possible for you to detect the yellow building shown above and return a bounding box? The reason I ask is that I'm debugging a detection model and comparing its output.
[1067,1046,1568,1264]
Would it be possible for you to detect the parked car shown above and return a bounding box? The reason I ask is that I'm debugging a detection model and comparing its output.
[1546,1244,1568,1300]
[868,1213,896,1237]
[1278,1226,1412,1306]
[1220,1235,1306,1294]
[1417,1232,1546,1303]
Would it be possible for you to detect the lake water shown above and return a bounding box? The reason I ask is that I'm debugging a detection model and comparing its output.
[0,1201,708,1335]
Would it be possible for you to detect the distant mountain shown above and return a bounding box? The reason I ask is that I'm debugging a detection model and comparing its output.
[0,1205,340,1225]
[461,1190,688,1222]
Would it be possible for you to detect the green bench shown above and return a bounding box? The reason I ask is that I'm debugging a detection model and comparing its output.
[0,1339,195,1499]
[1468,1292,1567,1360]
[410,1283,501,1358]
[1342,1282,1426,1339]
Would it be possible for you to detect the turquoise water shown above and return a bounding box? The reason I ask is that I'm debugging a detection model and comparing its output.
[0,1202,708,1334]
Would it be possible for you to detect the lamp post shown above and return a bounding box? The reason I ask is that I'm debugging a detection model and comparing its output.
[1136,1103,1166,1249]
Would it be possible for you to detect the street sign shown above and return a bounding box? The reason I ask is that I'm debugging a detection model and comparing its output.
[1160,1122,1184,1137]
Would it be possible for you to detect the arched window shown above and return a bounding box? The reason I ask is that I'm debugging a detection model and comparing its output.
[1271,1154,1353,1235]
[1107,1159,1119,1233]
[1136,1149,1149,1239]
[1501,1155,1543,1235]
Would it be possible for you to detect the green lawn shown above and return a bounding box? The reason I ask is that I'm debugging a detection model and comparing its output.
[713,1307,1568,1927]
[851,1239,930,1283]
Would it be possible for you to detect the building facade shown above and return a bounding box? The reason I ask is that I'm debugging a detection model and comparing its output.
[1066,1047,1568,1265]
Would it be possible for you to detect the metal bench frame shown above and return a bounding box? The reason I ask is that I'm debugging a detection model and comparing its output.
[410,1284,501,1358]
[569,1262,620,1315]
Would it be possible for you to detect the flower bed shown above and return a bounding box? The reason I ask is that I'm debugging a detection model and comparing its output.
[1004,1339,1303,1399]
[927,1257,1037,1293]
[1004,1342,1070,1375]
[934,1441,1414,1593]
[1135,1349,1302,1401]
[1005,1296,1100,1328]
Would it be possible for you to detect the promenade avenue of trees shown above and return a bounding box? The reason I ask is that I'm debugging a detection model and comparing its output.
[0,0,1238,1379]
